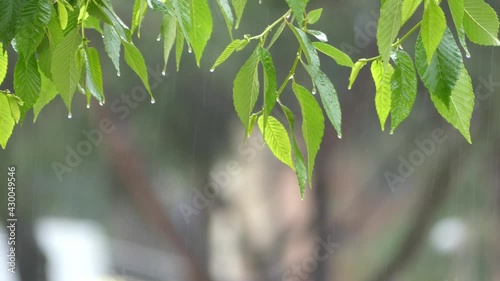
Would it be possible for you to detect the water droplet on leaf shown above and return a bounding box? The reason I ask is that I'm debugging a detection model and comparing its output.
[289,75,294,80]
[156,35,161,41]
[99,101,103,106]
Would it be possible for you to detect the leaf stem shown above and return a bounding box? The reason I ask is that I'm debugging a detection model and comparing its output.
[277,48,302,97]
[359,21,422,63]
[249,9,292,41]
[393,21,422,47]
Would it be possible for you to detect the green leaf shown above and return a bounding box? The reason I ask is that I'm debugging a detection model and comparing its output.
[147,0,174,14]
[430,67,474,143]
[348,61,367,89]
[0,0,27,46]
[247,113,258,137]
[161,13,177,73]
[402,0,423,25]
[83,16,103,33]
[0,45,7,85]
[448,0,470,56]
[306,8,323,25]
[280,104,307,198]
[46,6,63,47]
[57,1,68,30]
[313,42,354,67]
[286,0,309,26]
[415,29,462,107]
[6,94,22,124]
[292,82,324,188]
[172,0,192,43]
[0,93,16,149]
[233,48,260,132]
[14,54,41,120]
[95,0,131,42]
[390,50,417,133]
[87,0,112,25]
[33,71,58,122]
[307,30,328,42]
[51,28,82,113]
[171,0,212,65]
[370,59,394,130]
[463,0,500,46]
[259,47,277,134]
[188,0,213,66]
[84,47,105,103]
[176,26,184,71]
[267,21,286,49]
[289,24,320,78]
[258,116,294,169]
[15,0,51,61]
[103,23,121,76]
[231,0,247,29]
[216,0,234,39]
[122,40,153,98]
[303,64,342,137]
[377,0,403,64]
[421,0,446,62]
[211,39,248,71]
[132,0,148,36]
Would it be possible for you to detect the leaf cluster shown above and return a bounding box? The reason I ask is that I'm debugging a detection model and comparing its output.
[0,0,499,198]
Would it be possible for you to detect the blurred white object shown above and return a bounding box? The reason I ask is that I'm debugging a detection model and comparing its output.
[0,229,20,281]
[429,217,468,254]
[35,218,112,281]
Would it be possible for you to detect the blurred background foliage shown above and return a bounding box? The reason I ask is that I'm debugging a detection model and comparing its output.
[0,0,499,280]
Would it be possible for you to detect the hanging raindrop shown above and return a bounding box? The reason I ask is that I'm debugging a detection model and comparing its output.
[337,134,342,139]
[312,88,317,95]
[86,104,90,109]
[288,75,294,80]
[389,131,394,135]
[465,52,471,59]
[68,113,72,119]
[101,35,104,39]
[162,70,166,76]
[117,71,121,77]
[286,14,291,19]
[188,46,192,53]
[210,68,215,73]
[99,101,104,106]
[156,34,161,41]
[150,98,156,104]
